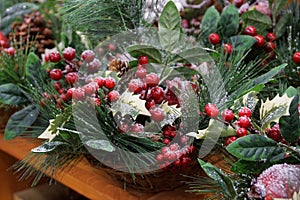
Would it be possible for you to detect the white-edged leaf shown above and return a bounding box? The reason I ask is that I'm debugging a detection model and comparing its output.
[85,139,115,152]
[31,141,66,153]
[38,119,59,141]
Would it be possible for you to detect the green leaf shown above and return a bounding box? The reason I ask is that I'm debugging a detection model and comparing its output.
[25,52,43,86]
[31,141,67,153]
[241,10,272,34]
[85,139,115,152]
[280,95,300,143]
[217,5,239,38]
[126,45,162,64]
[227,134,285,161]
[158,1,181,52]
[0,83,28,105]
[4,105,39,140]
[275,13,291,38]
[229,35,256,52]
[272,0,288,19]
[231,159,271,174]
[284,86,298,98]
[169,47,211,64]
[260,93,293,130]
[200,6,220,40]
[198,159,237,199]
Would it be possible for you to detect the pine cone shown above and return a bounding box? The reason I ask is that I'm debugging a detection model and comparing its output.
[9,11,55,56]
[108,59,130,77]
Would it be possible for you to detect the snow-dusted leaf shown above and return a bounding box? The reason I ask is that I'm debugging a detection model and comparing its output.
[111,89,150,120]
[160,103,181,127]
[85,139,115,152]
[31,141,66,153]
[232,91,259,112]
[260,94,294,130]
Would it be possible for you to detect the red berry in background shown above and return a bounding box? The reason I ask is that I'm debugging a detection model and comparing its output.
[131,123,144,133]
[84,83,97,96]
[136,67,147,78]
[208,33,220,45]
[150,107,166,122]
[267,51,276,60]
[104,77,116,89]
[49,69,63,80]
[225,136,237,146]
[60,94,67,101]
[145,99,155,110]
[181,19,190,28]
[180,135,189,145]
[81,50,95,63]
[253,35,265,48]
[44,54,50,62]
[93,98,101,106]
[72,88,85,100]
[238,116,251,128]
[107,90,119,102]
[107,44,116,51]
[236,127,248,137]
[266,123,283,142]
[62,47,76,61]
[265,32,276,42]
[54,82,63,91]
[66,88,75,99]
[151,86,164,100]
[233,0,244,7]
[87,59,101,74]
[250,164,300,199]
[298,104,300,115]
[223,43,233,55]
[145,73,160,87]
[156,154,164,163]
[138,55,149,65]
[4,47,16,56]
[65,72,78,84]
[264,41,275,52]
[292,52,300,65]
[222,109,235,122]
[128,79,144,93]
[204,103,219,118]
[244,26,257,36]
[238,107,252,117]
[163,138,170,145]
[49,50,61,62]
[0,40,9,48]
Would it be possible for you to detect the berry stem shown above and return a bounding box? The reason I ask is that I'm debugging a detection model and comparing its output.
[278,142,300,159]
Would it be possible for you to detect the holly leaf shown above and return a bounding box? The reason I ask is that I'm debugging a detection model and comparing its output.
[241,10,272,35]
[84,139,115,152]
[200,6,220,42]
[38,119,59,141]
[279,95,300,143]
[111,89,150,120]
[260,93,293,130]
[198,159,237,199]
[4,105,39,140]
[0,83,28,105]
[169,47,210,64]
[31,141,68,153]
[158,1,181,52]
[229,35,256,52]
[217,5,239,38]
[227,134,285,161]
[127,45,162,64]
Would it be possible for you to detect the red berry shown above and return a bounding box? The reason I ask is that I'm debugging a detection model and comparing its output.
[65,72,78,84]
[266,123,282,142]
[107,90,119,102]
[72,88,85,100]
[156,154,164,163]
[238,107,252,117]
[265,41,275,52]
[81,50,95,63]
[84,83,97,96]
[254,35,265,48]
[145,99,155,110]
[169,143,180,151]
[151,86,164,100]
[44,54,50,62]
[63,47,76,60]
[150,107,166,122]
[94,77,105,87]
[145,73,160,87]
[298,104,300,116]
[225,136,237,146]
[238,116,251,128]
[130,123,144,133]
[136,67,147,78]
[104,77,116,89]
[0,40,9,48]
[163,138,170,145]
[128,79,144,93]
[208,33,220,45]
[54,82,63,91]
[87,59,101,73]
[292,52,300,65]
[236,127,248,137]
[49,51,61,62]
[267,51,276,60]
[233,0,244,7]
[204,103,219,118]
[4,47,16,56]
[180,135,189,145]
[50,69,63,80]
[60,94,67,101]
[138,56,149,65]
[266,32,276,42]
[107,44,116,51]
[188,145,196,154]
[223,43,233,55]
[93,98,101,106]
[66,88,75,99]
[222,109,235,122]
[244,26,257,36]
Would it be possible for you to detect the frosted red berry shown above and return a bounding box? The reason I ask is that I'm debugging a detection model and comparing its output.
[49,51,61,62]
[204,103,219,118]
[138,56,149,65]
[163,138,170,145]
[81,50,95,63]
[244,26,257,36]
[93,98,101,106]
[236,127,248,137]
[238,107,252,117]
[265,41,275,52]
[50,69,63,80]
[145,73,160,87]
[128,79,143,93]
[145,99,155,110]
[150,107,165,122]
[4,47,16,56]
[254,35,265,48]
[72,88,85,100]
[107,90,119,102]
[266,32,276,42]
[104,77,116,89]
[65,72,78,84]
[94,77,105,87]
[225,136,237,146]
[208,33,220,45]
[156,154,164,163]
[222,109,235,122]
[151,86,164,100]
[62,47,76,61]
[131,123,144,133]
[223,43,233,55]
[84,83,97,96]
[238,116,251,128]
[136,67,147,78]
[54,82,62,91]
[292,52,300,65]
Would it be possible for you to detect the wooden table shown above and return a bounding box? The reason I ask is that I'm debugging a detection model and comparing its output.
[0,134,205,200]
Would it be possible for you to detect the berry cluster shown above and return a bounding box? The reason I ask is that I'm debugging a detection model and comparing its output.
[266,123,286,143]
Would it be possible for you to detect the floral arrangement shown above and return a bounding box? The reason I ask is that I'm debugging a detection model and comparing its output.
[0,0,299,199]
